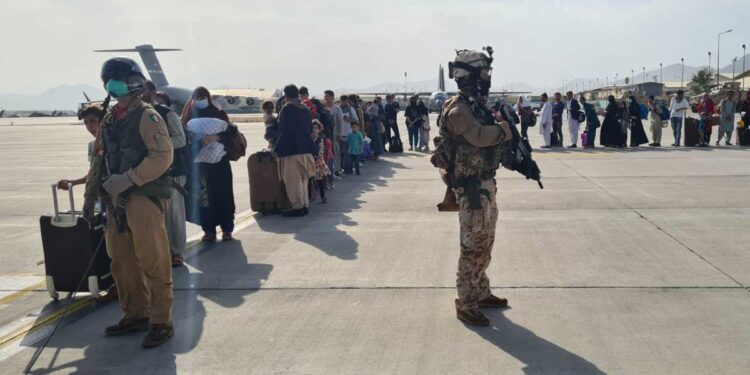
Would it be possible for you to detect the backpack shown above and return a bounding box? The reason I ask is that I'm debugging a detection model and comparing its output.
[521,109,537,127]
[318,108,334,136]
[576,111,586,123]
[389,135,404,152]
[659,105,670,121]
[225,124,247,161]
[639,104,649,120]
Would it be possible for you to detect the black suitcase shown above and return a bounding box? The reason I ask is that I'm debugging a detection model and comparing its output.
[39,183,113,300]
[683,118,700,147]
[738,127,750,146]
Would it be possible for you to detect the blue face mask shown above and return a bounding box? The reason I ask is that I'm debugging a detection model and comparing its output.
[194,99,209,110]
[105,79,129,98]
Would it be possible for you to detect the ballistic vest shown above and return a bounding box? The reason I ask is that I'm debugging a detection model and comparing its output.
[101,102,172,199]
[434,95,500,182]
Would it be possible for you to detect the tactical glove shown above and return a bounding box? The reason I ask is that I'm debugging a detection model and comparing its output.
[498,121,513,142]
[82,195,96,223]
[103,173,133,196]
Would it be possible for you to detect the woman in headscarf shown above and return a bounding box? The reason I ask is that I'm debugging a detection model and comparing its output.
[627,96,649,147]
[417,99,431,152]
[366,99,385,159]
[600,95,625,147]
[181,86,236,242]
[515,95,534,139]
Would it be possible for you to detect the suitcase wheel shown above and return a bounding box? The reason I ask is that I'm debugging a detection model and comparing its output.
[88,276,100,296]
[45,275,59,301]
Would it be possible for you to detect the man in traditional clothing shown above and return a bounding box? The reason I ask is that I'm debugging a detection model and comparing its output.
[539,93,553,148]
[717,91,736,146]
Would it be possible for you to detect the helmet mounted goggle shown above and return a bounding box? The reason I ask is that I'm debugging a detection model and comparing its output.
[448,46,494,80]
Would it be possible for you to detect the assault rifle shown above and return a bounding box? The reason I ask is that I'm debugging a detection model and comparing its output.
[501,121,543,189]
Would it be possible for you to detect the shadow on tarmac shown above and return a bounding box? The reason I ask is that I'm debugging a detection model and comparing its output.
[23,240,271,374]
[255,155,407,260]
[470,309,605,375]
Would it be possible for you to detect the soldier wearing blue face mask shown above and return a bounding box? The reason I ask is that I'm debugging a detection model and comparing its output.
[85,57,175,348]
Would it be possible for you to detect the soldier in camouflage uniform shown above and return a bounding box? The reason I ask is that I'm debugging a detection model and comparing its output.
[433,47,512,326]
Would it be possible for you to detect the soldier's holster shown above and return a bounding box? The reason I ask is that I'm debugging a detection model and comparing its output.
[457,178,482,210]
[437,186,459,212]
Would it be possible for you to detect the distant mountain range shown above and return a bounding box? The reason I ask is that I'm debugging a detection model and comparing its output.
[5,56,749,111]
[0,84,105,111]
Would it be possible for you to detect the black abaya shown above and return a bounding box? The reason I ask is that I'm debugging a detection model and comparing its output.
[600,103,626,147]
[628,103,649,146]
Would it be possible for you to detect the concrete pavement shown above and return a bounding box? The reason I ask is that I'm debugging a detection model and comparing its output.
[0,116,749,374]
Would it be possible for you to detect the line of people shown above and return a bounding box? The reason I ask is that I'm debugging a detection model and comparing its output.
[262,86,405,217]
[536,90,748,149]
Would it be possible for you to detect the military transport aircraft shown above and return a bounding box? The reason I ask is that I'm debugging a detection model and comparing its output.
[86,44,273,114]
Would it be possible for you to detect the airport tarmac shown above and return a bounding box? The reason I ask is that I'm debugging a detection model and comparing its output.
[0,114,749,374]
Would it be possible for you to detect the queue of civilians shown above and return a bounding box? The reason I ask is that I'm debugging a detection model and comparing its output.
[262,85,410,217]
[535,90,750,149]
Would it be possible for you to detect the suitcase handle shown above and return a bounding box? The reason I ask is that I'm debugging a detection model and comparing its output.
[50,182,75,219]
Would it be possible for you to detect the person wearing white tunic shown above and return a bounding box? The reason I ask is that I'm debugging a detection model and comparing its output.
[717,91,736,146]
[539,93,553,148]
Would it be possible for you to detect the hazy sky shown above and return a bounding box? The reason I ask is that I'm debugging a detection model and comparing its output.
[1,0,748,95]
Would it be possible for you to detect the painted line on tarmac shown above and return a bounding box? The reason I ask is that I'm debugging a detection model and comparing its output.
[0,274,46,306]
[0,209,258,362]
[0,298,96,361]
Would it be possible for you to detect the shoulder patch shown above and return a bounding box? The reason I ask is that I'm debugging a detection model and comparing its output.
[149,113,160,124]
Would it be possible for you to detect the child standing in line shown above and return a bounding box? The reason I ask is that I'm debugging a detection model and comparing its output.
[262,100,278,149]
[347,123,364,175]
[312,120,330,203]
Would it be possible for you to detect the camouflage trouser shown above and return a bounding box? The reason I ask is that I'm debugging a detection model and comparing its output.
[455,179,498,312]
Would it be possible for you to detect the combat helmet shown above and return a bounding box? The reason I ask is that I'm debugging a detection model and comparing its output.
[100,57,147,97]
[449,46,494,97]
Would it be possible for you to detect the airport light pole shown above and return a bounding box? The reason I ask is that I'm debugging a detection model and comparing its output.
[743,44,746,92]
[660,63,663,83]
[681,58,684,90]
[708,51,712,77]
[733,57,738,81]
[717,29,733,86]
[631,69,634,92]
[642,67,646,94]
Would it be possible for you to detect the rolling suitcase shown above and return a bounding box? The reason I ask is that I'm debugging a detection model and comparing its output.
[39,184,113,300]
[247,151,291,214]
[738,127,750,146]
[683,118,700,147]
